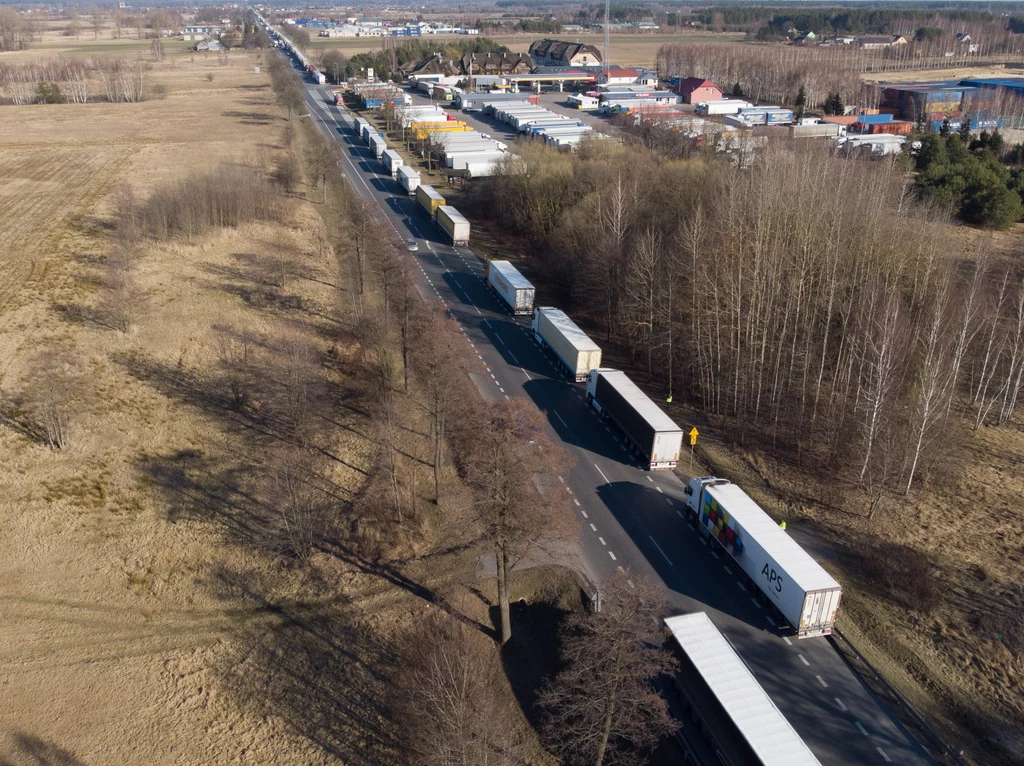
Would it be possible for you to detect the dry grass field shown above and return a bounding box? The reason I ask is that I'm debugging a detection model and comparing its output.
[0,47,396,765]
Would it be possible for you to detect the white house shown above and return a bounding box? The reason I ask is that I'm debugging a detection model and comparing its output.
[183,25,222,41]
[598,68,640,86]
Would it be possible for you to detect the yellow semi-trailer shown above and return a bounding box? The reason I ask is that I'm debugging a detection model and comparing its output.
[415,184,445,217]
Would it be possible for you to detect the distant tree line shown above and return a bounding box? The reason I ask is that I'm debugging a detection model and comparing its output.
[344,37,510,83]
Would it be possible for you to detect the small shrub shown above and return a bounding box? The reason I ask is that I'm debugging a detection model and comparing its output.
[151,83,168,99]
[206,72,215,82]
[35,81,67,104]
[273,152,302,192]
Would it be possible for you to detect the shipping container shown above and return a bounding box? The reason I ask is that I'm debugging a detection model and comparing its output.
[586,369,682,470]
[683,477,843,638]
[532,307,602,382]
[397,165,420,195]
[435,205,470,246]
[486,260,534,315]
[665,613,823,766]
[415,184,445,217]
[381,149,403,177]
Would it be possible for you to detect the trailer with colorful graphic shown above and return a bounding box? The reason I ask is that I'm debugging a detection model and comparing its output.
[682,477,842,638]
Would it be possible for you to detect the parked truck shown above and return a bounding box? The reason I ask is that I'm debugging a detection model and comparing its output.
[586,369,682,470]
[682,477,842,638]
[532,307,602,382]
[665,613,822,766]
[486,260,534,316]
[381,149,403,177]
[398,165,420,195]
[416,184,445,217]
[368,134,387,159]
[435,205,470,246]
[695,99,752,116]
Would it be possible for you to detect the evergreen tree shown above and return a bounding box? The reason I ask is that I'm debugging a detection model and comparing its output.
[794,84,807,118]
[940,118,952,137]
[732,81,744,98]
[916,133,948,170]
[959,118,973,142]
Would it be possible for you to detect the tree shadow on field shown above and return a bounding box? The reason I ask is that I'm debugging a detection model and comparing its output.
[0,732,85,766]
[207,564,400,765]
[221,109,276,126]
[494,599,572,731]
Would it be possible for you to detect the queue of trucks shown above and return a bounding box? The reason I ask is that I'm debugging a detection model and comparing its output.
[256,20,850,760]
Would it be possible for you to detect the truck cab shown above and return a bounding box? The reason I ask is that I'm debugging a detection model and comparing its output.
[684,476,731,518]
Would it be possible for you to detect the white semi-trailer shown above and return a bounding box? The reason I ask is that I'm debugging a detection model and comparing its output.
[486,260,534,316]
[683,477,842,638]
[381,149,403,177]
[586,369,683,470]
[435,205,470,246]
[397,165,420,195]
[695,99,752,116]
[368,134,387,159]
[665,613,822,766]
[531,307,602,382]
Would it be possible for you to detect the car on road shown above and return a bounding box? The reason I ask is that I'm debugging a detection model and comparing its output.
[406,238,418,252]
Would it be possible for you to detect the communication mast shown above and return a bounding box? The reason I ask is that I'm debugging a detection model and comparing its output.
[603,0,610,75]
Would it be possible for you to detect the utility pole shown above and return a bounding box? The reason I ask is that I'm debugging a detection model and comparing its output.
[603,0,610,76]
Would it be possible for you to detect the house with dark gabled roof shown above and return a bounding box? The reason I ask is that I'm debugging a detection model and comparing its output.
[528,39,602,67]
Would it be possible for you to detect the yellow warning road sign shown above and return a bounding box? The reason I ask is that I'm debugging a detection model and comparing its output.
[689,427,699,446]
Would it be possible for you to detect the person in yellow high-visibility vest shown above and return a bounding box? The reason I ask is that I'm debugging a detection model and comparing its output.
[779,521,787,530]
[666,395,672,404]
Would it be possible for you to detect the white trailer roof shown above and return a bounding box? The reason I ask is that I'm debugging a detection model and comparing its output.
[437,205,469,225]
[595,369,681,434]
[537,307,600,353]
[397,165,420,178]
[489,260,533,291]
[706,483,841,594]
[383,149,402,161]
[665,613,822,766]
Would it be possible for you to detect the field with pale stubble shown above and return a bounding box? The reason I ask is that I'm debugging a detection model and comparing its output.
[0,48,401,765]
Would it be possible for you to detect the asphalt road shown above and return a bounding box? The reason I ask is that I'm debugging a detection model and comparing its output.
[293,60,934,766]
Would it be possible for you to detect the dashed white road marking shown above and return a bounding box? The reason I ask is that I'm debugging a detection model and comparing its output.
[608,551,617,561]
[724,566,733,575]
[877,748,891,763]
[710,551,719,560]
[835,698,847,712]
[646,476,653,483]
[665,497,673,505]
[598,537,607,546]
[737,582,747,592]
[855,722,868,736]
[783,637,793,646]
[764,614,776,627]
[573,497,580,506]
[589,523,597,532]
[816,675,828,688]
[580,510,588,519]
[649,537,674,567]
[656,486,664,494]
[799,654,810,666]
[593,464,610,483]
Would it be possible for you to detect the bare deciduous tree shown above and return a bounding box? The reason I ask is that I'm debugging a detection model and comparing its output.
[263,444,329,560]
[18,350,85,450]
[457,399,576,645]
[396,614,529,766]
[538,569,677,766]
